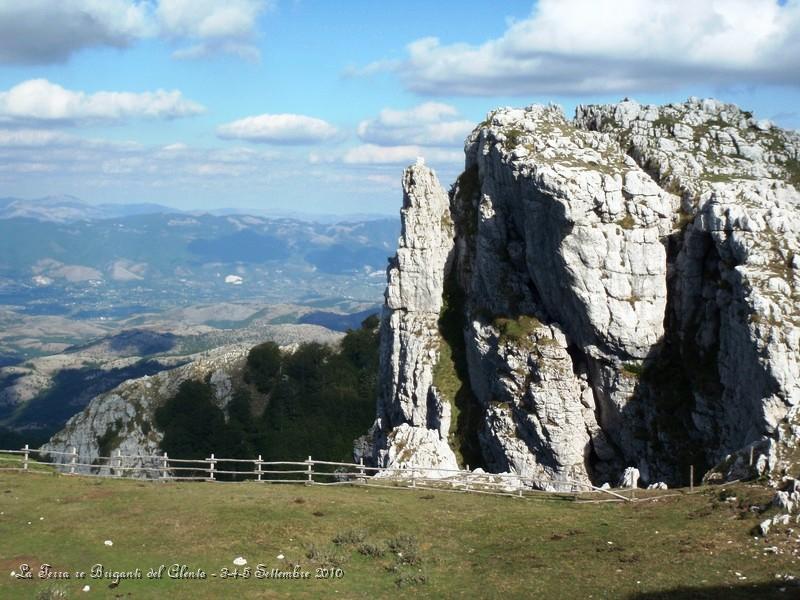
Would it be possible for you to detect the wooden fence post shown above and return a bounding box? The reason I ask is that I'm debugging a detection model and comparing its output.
[114,449,122,477]
[208,453,215,481]
[69,446,77,475]
[256,455,262,482]
[161,452,168,480]
[358,457,365,483]
[306,456,312,485]
[690,465,694,492]
[22,444,29,471]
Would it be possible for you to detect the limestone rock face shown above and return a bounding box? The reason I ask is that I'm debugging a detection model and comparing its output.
[469,318,595,489]
[454,105,676,487]
[367,164,458,472]
[41,345,249,477]
[376,423,459,476]
[365,97,800,488]
[619,467,640,489]
[576,98,800,482]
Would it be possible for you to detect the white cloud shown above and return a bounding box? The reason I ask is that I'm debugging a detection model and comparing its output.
[217,114,339,144]
[0,131,280,182]
[171,42,260,62]
[364,0,800,96]
[0,129,414,213]
[357,103,474,147]
[157,0,270,61]
[161,142,188,152]
[0,0,152,64]
[0,129,73,147]
[0,79,205,125]
[0,0,271,64]
[340,144,462,165]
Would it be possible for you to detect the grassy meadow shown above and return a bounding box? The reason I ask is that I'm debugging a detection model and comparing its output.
[0,469,799,599]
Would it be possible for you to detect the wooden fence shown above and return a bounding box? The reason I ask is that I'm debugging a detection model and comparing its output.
[0,445,633,502]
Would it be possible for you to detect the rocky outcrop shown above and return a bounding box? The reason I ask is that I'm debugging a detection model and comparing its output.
[576,98,800,484]
[364,98,800,489]
[360,163,459,473]
[41,344,250,476]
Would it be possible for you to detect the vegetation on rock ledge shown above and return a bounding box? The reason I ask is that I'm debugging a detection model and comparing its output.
[433,271,484,469]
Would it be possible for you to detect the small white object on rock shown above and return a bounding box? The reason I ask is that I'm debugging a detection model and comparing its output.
[233,557,247,566]
[600,483,611,490]
[104,540,113,547]
[277,554,285,560]
[82,584,90,592]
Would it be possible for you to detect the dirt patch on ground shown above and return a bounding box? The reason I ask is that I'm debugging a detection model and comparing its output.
[60,488,116,503]
[0,555,42,575]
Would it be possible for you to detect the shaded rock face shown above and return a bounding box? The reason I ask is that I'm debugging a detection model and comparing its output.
[365,98,800,488]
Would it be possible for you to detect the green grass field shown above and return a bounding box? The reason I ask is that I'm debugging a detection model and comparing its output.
[0,470,798,599]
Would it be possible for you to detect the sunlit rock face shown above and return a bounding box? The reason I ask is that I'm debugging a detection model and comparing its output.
[361,164,459,474]
[364,98,800,488]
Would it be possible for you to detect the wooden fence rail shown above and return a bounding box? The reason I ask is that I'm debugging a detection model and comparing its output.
[0,446,633,502]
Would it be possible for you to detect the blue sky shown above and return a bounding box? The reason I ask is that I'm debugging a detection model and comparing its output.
[0,0,798,215]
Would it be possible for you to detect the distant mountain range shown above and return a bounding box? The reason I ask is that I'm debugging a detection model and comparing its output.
[0,195,395,225]
[0,202,399,320]
[0,196,177,222]
[0,211,398,280]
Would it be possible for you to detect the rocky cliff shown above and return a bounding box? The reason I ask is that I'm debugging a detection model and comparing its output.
[41,344,251,476]
[363,98,800,489]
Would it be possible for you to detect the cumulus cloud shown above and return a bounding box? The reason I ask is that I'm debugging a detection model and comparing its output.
[362,0,800,96]
[0,79,205,125]
[157,0,270,61]
[217,114,339,144]
[357,102,474,147]
[0,0,270,64]
[0,0,151,65]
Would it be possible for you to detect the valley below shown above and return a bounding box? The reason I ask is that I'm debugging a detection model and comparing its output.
[0,204,392,448]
